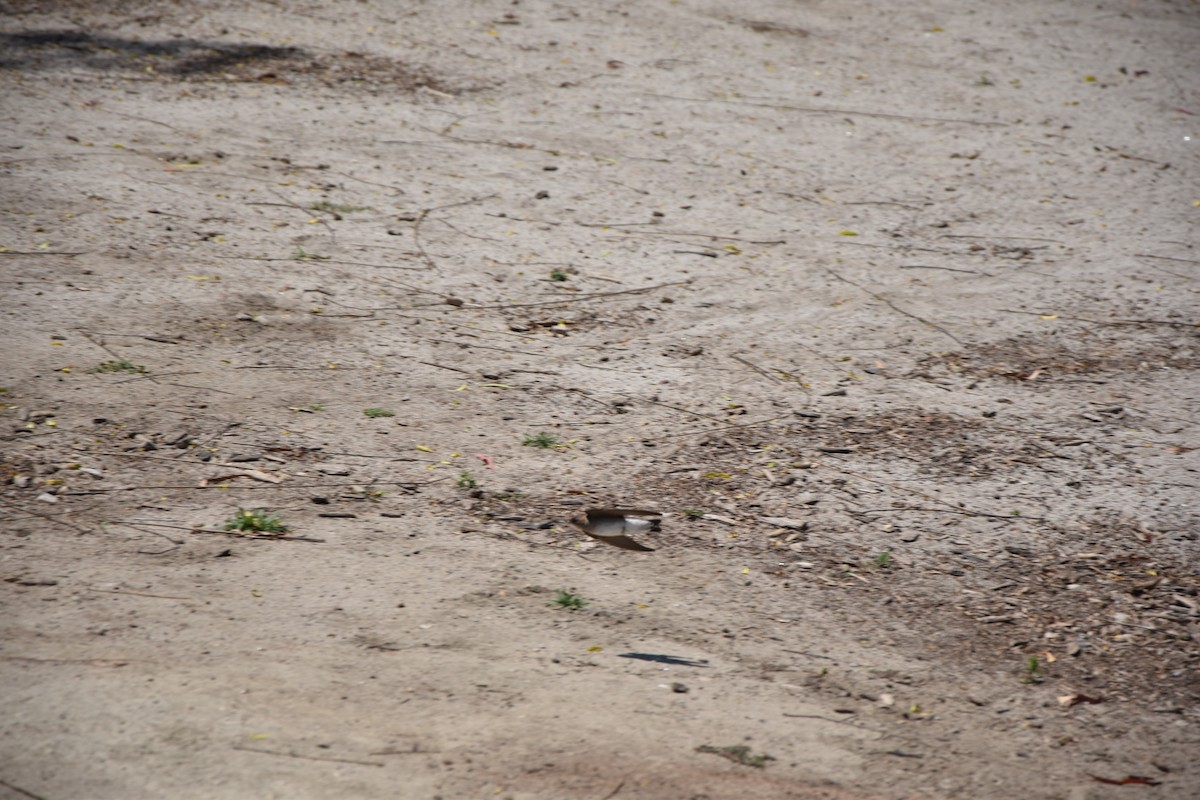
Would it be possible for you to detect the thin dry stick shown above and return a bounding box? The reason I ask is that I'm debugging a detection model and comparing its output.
[999,309,1197,328]
[266,188,337,240]
[0,250,86,256]
[411,195,496,269]
[660,414,792,439]
[114,523,186,547]
[87,587,193,600]
[426,337,545,357]
[646,92,1007,127]
[574,222,785,245]
[0,777,50,800]
[67,478,434,493]
[939,234,1064,243]
[0,500,90,533]
[125,521,325,542]
[730,354,783,384]
[400,127,672,165]
[463,279,692,309]
[898,265,981,274]
[817,456,1049,523]
[231,745,384,768]
[824,269,963,345]
[600,780,626,800]
[1133,253,1199,265]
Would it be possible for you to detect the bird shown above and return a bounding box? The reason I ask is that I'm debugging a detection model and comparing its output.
[569,507,661,552]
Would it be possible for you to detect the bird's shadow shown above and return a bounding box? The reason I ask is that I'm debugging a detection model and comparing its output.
[617,652,710,667]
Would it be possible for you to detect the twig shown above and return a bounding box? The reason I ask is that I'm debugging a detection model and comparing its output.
[600,780,626,800]
[64,477,437,493]
[575,222,784,245]
[825,269,963,344]
[1133,253,1198,265]
[426,338,545,357]
[0,250,86,256]
[0,500,90,533]
[897,265,981,274]
[646,92,1007,127]
[462,279,692,309]
[113,523,186,548]
[266,189,336,241]
[999,309,1196,328]
[857,506,1040,522]
[126,522,325,542]
[939,234,1064,243]
[782,713,859,725]
[87,587,193,600]
[0,778,50,800]
[411,195,496,269]
[417,360,474,374]
[0,659,135,678]
[730,354,783,384]
[101,108,191,134]
[662,414,791,439]
[231,745,383,767]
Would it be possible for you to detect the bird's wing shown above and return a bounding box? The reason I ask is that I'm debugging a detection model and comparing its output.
[589,507,663,519]
[586,532,655,552]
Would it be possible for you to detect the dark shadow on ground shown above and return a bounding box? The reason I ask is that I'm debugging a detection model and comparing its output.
[618,652,711,667]
[0,29,304,75]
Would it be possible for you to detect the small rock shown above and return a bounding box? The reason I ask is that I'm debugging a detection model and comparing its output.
[900,531,920,543]
[165,431,193,448]
[761,516,808,530]
[36,492,59,504]
[671,682,689,693]
[13,475,31,488]
[79,468,104,479]
[317,464,353,476]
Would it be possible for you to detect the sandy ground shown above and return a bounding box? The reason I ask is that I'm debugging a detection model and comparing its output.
[2,1,1199,798]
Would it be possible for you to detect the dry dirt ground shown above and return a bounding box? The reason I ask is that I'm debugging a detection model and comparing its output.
[2,1,1199,798]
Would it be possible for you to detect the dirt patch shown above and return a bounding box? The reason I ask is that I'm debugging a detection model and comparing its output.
[2,1,1198,799]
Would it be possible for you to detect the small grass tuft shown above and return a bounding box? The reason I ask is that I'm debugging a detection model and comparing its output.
[456,471,478,489]
[93,359,147,374]
[522,431,559,449]
[1022,654,1043,684]
[696,744,776,768]
[549,268,570,282]
[873,550,893,569]
[290,246,329,261]
[223,508,288,534]
[311,200,370,214]
[363,407,395,418]
[553,589,587,610]
[682,508,705,520]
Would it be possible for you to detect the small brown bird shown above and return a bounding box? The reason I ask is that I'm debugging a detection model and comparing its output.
[569,508,661,552]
